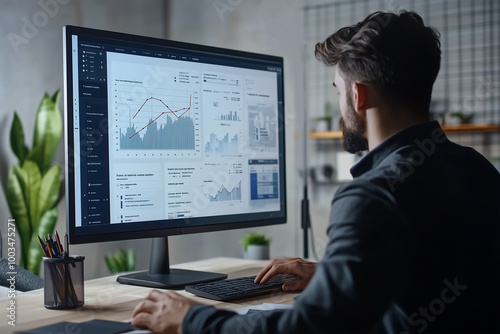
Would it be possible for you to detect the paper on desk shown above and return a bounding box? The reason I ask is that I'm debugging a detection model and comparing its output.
[237,303,293,315]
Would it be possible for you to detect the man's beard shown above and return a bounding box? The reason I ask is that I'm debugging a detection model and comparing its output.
[339,96,368,154]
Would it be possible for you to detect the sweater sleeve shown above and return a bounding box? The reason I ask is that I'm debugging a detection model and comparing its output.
[183,181,412,333]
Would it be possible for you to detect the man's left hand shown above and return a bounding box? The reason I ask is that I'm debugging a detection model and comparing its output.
[132,290,199,334]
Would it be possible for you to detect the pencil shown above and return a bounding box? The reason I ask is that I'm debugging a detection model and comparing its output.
[45,237,54,258]
[47,234,59,257]
[55,231,63,256]
[37,235,48,257]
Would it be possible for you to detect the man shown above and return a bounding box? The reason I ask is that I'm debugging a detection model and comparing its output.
[132,11,500,333]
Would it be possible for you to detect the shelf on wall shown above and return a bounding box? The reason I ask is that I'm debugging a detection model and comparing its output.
[440,124,500,133]
[310,124,500,139]
[309,131,343,139]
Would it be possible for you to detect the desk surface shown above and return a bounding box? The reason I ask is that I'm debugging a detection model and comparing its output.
[0,257,298,334]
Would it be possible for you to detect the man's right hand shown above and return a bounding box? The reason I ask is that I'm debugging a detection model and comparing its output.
[254,257,316,292]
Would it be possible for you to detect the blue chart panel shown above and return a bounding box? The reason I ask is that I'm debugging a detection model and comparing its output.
[121,116,195,150]
[250,172,278,200]
[205,133,239,155]
[208,182,242,202]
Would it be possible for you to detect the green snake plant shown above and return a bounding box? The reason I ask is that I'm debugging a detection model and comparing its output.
[7,90,63,275]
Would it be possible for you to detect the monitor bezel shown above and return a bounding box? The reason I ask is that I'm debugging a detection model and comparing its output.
[63,25,287,245]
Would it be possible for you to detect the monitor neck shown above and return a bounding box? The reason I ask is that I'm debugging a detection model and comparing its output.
[149,237,171,275]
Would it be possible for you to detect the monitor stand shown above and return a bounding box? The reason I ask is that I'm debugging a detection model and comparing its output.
[116,236,227,289]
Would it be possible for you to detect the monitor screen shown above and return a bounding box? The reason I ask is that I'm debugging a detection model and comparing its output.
[63,26,286,288]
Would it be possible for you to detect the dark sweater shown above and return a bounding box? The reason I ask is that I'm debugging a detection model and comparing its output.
[184,121,500,333]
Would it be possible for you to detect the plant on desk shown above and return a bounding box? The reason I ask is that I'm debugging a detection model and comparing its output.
[241,232,271,260]
[105,249,136,274]
[6,90,63,275]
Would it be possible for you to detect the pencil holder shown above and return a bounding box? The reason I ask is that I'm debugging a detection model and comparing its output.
[43,256,85,309]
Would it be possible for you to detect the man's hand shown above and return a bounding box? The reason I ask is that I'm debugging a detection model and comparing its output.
[131,290,199,334]
[254,257,316,292]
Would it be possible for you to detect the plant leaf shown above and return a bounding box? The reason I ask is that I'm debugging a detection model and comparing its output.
[25,145,43,170]
[10,112,29,166]
[39,164,61,214]
[105,249,136,273]
[32,90,63,174]
[126,249,136,271]
[21,160,42,234]
[6,166,31,267]
[105,255,120,274]
[117,250,126,271]
[27,208,58,275]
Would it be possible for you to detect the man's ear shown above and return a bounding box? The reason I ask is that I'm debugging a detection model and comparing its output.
[352,82,369,112]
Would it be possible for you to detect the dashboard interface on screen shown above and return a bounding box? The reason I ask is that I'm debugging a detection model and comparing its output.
[64,27,286,241]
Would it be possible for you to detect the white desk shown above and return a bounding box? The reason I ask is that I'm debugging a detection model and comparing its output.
[0,257,298,334]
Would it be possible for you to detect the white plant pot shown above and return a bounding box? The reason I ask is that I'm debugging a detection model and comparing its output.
[243,245,270,260]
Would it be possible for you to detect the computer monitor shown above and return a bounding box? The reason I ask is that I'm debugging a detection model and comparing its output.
[63,26,286,288]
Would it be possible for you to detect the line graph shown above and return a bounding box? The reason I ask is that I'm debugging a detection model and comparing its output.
[114,86,200,151]
[129,94,192,139]
[107,54,203,156]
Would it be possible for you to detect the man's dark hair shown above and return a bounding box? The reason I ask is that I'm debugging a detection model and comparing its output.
[315,11,441,114]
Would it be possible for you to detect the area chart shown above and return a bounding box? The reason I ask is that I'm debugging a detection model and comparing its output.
[207,181,242,202]
[120,95,195,150]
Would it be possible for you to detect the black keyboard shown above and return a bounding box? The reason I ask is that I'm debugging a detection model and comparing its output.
[185,274,298,301]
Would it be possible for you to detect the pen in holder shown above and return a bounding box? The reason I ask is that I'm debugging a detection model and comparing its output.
[43,255,85,309]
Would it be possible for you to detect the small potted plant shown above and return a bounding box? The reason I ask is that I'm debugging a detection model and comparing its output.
[240,232,271,260]
[446,110,473,125]
[313,101,333,132]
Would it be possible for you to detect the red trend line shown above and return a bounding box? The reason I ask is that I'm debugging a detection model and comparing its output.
[129,95,192,139]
